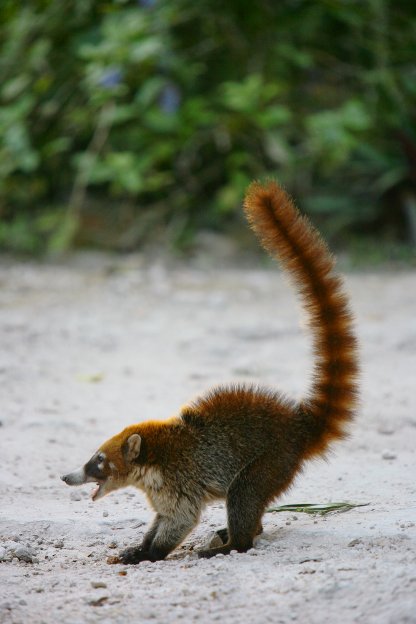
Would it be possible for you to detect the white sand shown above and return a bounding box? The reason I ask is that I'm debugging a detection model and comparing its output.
[0,255,415,624]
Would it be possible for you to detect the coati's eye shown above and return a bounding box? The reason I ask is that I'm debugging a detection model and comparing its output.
[97,453,104,463]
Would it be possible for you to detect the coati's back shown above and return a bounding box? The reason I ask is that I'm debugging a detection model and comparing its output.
[182,385,299,489]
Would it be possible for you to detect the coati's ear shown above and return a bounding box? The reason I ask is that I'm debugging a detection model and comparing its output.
[124,434,142,463]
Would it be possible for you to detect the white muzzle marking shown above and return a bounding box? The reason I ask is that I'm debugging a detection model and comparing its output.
[61,467,93,486]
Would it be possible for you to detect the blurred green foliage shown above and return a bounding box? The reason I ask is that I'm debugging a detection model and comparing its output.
[0,0,415,253]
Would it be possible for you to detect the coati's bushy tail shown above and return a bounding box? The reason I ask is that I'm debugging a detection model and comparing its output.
[244,181,359,456]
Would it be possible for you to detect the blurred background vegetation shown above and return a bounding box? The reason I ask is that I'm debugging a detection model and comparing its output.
[0,0,415,258]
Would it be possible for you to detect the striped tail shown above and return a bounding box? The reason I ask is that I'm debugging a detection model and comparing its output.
[243,181,359,455]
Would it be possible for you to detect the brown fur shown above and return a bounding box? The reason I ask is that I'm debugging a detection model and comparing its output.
[244,181,359,458]
[61,180,359,564]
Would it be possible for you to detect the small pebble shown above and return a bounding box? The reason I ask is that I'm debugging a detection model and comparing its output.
[206,533,222,549]
[88,596,108,607]
[103,511,109,518]
[91,581,107,589]
[70,491,82,501]
[54,540,64,549]
[382,450,397,460]
[14,546,36,563]
[378,426,395,435]
[0,546,7,561]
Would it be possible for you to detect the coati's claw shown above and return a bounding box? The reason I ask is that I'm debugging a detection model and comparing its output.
[198,545,234,558]
[198,540,254,558]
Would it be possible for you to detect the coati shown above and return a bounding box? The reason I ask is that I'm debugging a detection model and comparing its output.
[61,181,359,564]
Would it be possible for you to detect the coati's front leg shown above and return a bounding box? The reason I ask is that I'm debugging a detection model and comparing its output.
[119,506,200,564]
[119,513,164,564]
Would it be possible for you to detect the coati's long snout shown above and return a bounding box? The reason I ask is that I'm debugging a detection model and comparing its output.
[61,468,92,486]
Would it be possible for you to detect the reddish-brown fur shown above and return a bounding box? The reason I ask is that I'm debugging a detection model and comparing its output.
[243,181,359,459]
[62,180,359,563]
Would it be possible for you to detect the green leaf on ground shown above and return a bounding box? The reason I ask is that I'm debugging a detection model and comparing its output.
[267,502,369,516]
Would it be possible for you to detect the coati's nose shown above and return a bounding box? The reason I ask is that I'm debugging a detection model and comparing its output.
[59,468,87,486]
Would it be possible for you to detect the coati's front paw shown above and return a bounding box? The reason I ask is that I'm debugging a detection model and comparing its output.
[119,546,152,564]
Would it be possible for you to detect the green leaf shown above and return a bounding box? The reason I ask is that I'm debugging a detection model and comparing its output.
[267,502,369,516]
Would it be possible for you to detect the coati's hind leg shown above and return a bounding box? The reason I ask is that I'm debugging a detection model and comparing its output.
[208,522,263,548]
[199,454,292,558]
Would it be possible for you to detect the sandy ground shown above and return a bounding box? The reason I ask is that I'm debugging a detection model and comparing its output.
[0,252,415,624]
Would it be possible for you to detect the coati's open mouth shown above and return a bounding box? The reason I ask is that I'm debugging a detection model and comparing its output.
[91,480,106,501]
